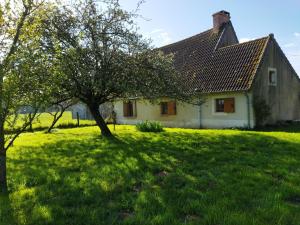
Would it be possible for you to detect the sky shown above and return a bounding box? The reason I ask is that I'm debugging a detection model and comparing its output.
[119,0,300,76]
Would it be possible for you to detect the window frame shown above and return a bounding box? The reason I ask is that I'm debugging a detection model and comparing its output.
[160,102,169,115]
[268,68,277,86]
[214,98,235,114]
[160,101,177,116]
[215,99,225,113]
[123,100,136,118]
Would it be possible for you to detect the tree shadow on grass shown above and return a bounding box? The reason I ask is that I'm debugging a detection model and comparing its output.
[255,122,300,133]
[0,194,17,225]
[5,130,300,225]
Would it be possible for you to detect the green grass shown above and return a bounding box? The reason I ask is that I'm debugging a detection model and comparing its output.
[5,111,95,132]
[1,125,300,225]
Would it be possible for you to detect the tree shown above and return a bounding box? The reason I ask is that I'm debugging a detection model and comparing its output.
[0,0,53,193]
[45,0,193,137]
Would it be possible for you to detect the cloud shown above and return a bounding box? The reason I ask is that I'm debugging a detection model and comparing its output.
[239,38,254,43]
[294,32,300,37]
[147,29,173,47]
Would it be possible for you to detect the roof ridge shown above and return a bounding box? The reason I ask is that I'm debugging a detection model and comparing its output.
[217,36,269,50]
[159,28,215,49]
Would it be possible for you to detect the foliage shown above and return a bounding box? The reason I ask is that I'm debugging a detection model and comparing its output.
[44,0,195,136]
[0,0,57,147]
[136,120,164,132]
[253,97,271,127]
[0,0,56,192]
[0,125,300,224]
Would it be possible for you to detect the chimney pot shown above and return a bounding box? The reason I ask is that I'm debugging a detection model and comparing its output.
[213,10,231,33]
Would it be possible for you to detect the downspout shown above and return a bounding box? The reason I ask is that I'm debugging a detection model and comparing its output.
[245,92,251,129]
[199,103,202,129]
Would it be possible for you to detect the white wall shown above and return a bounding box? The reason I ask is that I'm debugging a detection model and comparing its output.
[114,92,255,129]
[200,92,255,128]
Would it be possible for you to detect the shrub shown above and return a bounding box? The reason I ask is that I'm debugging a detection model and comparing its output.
[136,121,164,132]
[253,98,271,127]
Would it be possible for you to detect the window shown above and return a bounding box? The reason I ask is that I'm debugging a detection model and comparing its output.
[268,68,277,86]
[216,99,225,112]
[123,100,136,117]
[161,102,169,115]
[215,98,235,113]
[160,101,176,115]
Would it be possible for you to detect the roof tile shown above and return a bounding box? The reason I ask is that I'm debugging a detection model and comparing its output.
[159,26,269,93]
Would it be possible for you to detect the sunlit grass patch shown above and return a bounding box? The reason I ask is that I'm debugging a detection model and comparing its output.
[2,125,300,225]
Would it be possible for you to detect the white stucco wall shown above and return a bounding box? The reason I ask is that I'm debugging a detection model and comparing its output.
[114,92,255,129]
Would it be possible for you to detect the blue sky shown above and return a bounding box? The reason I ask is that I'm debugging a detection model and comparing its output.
[120,0,300,75]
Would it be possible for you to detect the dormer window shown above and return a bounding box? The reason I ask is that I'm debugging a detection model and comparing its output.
[268,68,277,86]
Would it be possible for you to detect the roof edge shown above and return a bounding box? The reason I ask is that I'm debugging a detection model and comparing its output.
[246,35,271,90]
[214,21,239,51]
[270,35,300,82]
[218,35,269,50]
[157,28,214,50]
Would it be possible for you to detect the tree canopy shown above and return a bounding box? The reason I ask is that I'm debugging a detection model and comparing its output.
[45,0,194,137]
[0,0,55,193]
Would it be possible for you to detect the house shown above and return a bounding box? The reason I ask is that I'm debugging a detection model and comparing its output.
[115,11,300,129]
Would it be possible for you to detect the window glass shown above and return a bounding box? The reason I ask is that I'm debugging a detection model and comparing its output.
[215,98,235,113]
[269,69,277,86]
[216,99,225,112]
[123,101,135,117]
[161,102,169,115]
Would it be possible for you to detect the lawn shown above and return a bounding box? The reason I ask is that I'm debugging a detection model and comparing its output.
[5,111,95,132]
[1,125,300,225]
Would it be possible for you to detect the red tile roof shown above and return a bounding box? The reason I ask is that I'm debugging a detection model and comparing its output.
[159,25,270,93]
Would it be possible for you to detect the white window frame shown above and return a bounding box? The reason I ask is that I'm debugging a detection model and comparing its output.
[268,68,277,86]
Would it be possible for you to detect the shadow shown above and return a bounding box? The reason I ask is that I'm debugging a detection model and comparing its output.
[254,122,300,133]
[4,129,300,225]
[0,194,17,225]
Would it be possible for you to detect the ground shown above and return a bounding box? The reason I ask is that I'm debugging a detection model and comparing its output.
[1,125,300,225]
[5,112,95,132]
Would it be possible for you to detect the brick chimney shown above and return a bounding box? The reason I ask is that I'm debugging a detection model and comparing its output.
[212,10,231,33]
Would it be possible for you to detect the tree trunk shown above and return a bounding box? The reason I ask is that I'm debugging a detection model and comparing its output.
[47,110,64,133]
[87,103,112,137]
[0,66,7,193]
[0,122,7,193]
[28,113,33,132]
[0,151,7,194]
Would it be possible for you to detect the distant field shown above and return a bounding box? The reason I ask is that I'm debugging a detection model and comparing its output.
[1,125,300,225]
[5,111,96,131]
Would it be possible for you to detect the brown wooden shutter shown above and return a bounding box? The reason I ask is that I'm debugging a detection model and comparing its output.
[132,100,137,117]
[168,101,177,115]
[224,98,235,113]
[123,102,129,117]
